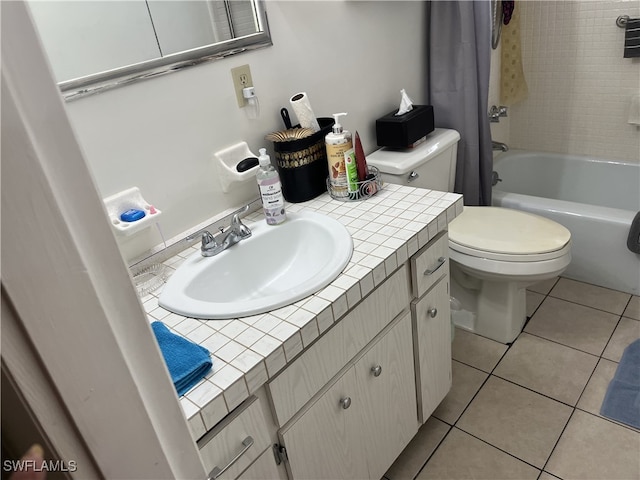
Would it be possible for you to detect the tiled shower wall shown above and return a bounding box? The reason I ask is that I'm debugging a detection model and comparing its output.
[507,0,640,162]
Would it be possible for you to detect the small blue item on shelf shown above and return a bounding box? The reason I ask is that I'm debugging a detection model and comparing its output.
[120,208,146,222]
[151,321,212,396]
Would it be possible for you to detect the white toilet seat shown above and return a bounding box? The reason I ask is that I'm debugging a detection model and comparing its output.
[448,206,572,278]
[449,243,571,279]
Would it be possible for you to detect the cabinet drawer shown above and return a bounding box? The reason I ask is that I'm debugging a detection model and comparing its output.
[198,396,270,480]
[411,276,452,423]
[267,265,409,427]
[411,231,449,299]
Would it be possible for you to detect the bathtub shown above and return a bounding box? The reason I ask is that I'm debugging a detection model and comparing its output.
[493,150,640,295]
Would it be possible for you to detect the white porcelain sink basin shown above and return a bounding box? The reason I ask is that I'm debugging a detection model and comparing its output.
[159,211,353,319]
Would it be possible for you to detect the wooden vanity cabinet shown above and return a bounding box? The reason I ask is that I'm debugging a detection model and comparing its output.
[198,229,454,480]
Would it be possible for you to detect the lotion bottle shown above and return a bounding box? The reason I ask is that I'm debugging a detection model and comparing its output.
[257,148,286,225]
[325,112,352,197]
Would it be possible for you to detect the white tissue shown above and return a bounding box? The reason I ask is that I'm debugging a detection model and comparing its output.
[628,94,640,126]
[396,89,414,116]
[289,92,321,132]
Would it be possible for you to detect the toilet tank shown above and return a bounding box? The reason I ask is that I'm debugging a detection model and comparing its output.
[367,128,460,192]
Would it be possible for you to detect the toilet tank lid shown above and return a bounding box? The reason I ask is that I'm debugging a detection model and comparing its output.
[367,128,460,175]
[449,207,571,255]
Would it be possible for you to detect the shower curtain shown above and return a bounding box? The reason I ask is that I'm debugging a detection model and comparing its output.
[428,0,493,206]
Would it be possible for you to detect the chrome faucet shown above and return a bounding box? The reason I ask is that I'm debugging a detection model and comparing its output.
[488,105,508,123]
[194,213,252,257]
[492,140,509,152]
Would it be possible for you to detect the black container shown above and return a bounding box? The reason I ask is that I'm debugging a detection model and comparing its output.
[375,105,434,148]
[271,117,334,203]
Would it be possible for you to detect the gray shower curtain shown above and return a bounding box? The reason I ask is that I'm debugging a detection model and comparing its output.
[428,0,493,206]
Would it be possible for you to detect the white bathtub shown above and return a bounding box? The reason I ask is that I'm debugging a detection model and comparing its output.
[493,150,640,295]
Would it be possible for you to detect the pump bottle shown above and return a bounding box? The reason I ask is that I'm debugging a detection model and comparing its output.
[325,113,353,197]
[256,148,286,225]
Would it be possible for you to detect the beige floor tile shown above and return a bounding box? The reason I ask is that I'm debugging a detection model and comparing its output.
[529,277,559,295]
[527,291,546,317]
[494,333,598,406]
[524,297,619,356]
[432,360,488,425]
[385,417,450,480]
[603,318,640,362]
[539,473,561,480]
[550,278,631,315]
[624,295,640,320]
[546,410,640,480]
[416,428,540,480]
[457,377,572,468]
[451,328,508,373]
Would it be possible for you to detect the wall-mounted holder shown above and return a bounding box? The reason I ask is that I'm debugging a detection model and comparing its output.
[103,187,162,237]
[214,142,260,193]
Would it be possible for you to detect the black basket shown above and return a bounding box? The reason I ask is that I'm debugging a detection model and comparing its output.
[271,117,334,203]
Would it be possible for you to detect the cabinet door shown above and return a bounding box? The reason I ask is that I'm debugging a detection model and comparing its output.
[355,312,419,480]
[279,368,368,480]
[412,277,452,423]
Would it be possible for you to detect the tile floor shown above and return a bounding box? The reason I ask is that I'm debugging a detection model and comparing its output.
[384,277,640,480]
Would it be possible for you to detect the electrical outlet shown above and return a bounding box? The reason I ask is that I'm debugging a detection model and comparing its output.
[231,64,253,108]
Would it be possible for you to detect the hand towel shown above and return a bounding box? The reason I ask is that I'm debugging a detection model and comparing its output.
[624,18,640,58]
[500,2,529,106]
[151,321,212,396]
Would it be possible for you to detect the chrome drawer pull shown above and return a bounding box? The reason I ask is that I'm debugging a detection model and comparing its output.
[428,307,438,318]
[424,257,446,276]
[340,397,352,409]
[371,365,382,377]
[209,436,254,479]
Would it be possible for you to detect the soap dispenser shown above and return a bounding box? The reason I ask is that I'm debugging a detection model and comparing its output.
[325,112,353,197]
[257,148,286,225]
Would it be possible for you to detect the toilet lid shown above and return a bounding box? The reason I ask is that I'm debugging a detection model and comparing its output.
[449,207,571,255]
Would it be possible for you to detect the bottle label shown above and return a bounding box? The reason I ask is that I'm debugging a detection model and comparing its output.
[345,150,359,193]
[326,141,352,195]
[259,181,286,224]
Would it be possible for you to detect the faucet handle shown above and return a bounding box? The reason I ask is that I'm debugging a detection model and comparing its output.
[201,230,217,249]
[230,214,252,238]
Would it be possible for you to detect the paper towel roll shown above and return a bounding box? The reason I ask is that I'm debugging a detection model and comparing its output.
[289,92,321,132]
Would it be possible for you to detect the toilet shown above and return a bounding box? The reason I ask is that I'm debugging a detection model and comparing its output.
[367,129,572,344]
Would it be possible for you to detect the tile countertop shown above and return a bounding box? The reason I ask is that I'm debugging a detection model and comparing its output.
[139,184,463,440]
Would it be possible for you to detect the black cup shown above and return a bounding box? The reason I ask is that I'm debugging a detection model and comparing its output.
[271,117,334,203]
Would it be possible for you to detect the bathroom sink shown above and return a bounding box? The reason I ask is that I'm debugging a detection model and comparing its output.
[159,211,353,319]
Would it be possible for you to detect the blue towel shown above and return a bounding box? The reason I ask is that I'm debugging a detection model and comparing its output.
[600,339,640,429]
[151,321,212,396]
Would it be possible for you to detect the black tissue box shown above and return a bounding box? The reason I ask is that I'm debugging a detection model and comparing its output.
[375,105,434,148]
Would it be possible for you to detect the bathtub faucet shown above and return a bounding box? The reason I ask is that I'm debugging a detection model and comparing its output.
[492,140,509,152]
[489,105,508,123]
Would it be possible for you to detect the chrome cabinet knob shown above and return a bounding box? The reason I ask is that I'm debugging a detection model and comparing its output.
[340,397,352,409]
[371,365,382,377]
[428,307,438,318]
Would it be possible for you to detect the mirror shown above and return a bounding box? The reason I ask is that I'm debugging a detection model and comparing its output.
[27,0,272,100]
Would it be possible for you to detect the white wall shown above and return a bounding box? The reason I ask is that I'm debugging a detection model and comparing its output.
[504,0,640,161]
[60,1,427,263]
